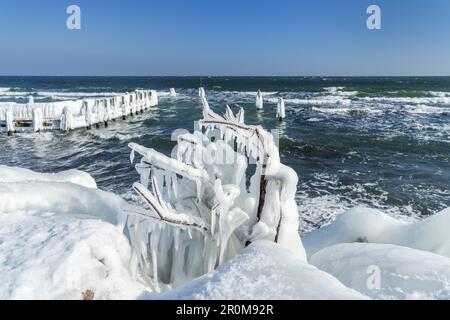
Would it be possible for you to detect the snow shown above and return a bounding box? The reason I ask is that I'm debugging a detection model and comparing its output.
[0,165,97,188]
[3,164,450,300]
[143,241,367,300]
[303,206,450,258]
[0,212,145,300]
[0,166,146,299]
[310,243,450,300]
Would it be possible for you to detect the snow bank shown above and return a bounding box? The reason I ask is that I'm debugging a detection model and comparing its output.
[0,212,145,299]
[310,243,450,300]
[0,165,97,188]
[303,206,450,258]
[146,241,366,300]
[0,166,146,299]
[0,181,126,225]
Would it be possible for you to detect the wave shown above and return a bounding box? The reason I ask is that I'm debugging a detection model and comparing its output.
[267,96,352,106]
[360,96,450,105]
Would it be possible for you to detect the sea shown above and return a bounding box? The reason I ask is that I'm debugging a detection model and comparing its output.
[1,76,449,233]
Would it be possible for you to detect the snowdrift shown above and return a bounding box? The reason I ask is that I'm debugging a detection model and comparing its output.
[0,212,144,299]
[143,241,366,300]
[311,243,450,300]
[303,206,450,258]
[0,166,144,299]
[0,165,97,188]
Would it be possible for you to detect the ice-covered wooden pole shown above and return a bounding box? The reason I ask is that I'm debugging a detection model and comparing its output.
[255,90,263,110]
[276,97,286,121]
[5,110,14,135]
[60,107,73,131]
[32,108,43,132]
[150,90,158,106]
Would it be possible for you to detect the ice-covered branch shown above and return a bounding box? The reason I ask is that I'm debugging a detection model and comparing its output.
[133,182,210,235]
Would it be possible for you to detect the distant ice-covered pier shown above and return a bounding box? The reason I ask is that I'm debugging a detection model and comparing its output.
[0,89,159,135]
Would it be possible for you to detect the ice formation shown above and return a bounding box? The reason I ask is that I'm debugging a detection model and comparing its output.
[0,90,158,134]
[126,94,305,287]
[276,97,286,120]
[255,90,263,109]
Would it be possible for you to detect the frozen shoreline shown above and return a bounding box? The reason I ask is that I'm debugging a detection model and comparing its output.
[1,166,450,299]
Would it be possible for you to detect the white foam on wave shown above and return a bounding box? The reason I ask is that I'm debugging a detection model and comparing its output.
[267,96,352,106]
[402,104,450,115]
[428,91,450,97]
[323,87,358,96]
[37,91,123,98]
[360,96,450,106]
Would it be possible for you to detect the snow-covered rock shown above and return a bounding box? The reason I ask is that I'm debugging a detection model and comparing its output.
[145,241,366,300]
[303,206,450,258]
[310,243,450,300]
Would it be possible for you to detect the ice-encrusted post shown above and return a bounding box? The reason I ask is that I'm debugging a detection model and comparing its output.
[277,97,286,121]
[150,90,158,106]
[32,108,43,132]
[256,90,263,110]
[170,88,177,97]
[5,110,14,136]
[60,107,73,131]
[124,97,305,287]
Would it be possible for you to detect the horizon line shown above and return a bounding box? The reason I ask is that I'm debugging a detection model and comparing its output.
[1,75,450,78]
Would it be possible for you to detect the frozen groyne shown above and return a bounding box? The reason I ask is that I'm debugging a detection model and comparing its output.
[0,89,158,135]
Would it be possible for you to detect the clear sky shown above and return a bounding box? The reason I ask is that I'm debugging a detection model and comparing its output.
[0,0,449,76]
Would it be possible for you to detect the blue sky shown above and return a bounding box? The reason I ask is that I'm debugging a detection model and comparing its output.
[0,0,449,76]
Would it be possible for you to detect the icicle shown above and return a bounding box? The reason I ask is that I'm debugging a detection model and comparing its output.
[166,173,172,199]
[174,228,180,251]
[130,149,135,164]
[171,174,178,199]
[204,238,218,273]
[150,226,161,290]
[211,204,217,235]
[195,179,202,202]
